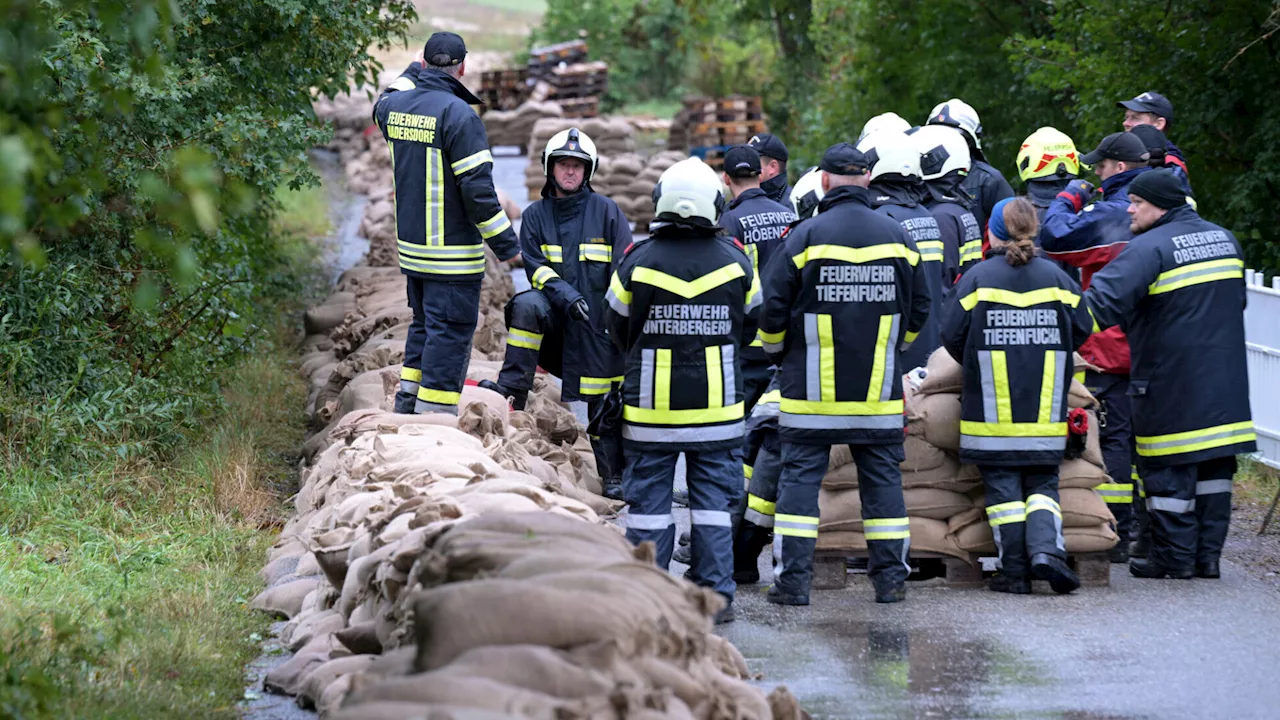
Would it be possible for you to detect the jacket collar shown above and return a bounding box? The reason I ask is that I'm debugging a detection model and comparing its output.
[1100,166,1151,199]
[760,173,789,201]
[868,178,921,208]
[412,67,484,106]
[1146,202,1198,232]
[1026,178,1070,208]
[923,172,972,206]
[728,187,767,210]
[818,184,873,213]
[550,186,590,216]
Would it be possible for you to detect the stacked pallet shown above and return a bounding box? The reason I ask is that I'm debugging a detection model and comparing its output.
[478,67,530,111]
[527,39,589,76]
[670,95,768,153]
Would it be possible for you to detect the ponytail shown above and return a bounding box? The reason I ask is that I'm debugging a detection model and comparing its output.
[999,197,1040,267]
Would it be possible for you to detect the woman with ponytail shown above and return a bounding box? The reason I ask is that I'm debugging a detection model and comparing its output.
[939,196,1096,595]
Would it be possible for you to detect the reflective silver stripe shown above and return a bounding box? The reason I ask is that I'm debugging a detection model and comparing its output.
[605,288,629,317]
[978,350,998,424]
[1196,479,1233,495]
[426,149,443,245]
[780,413,904,430]
[992,524,1005,571]
[1147,496,1196,514]
[762,340,785,354]
[639,348,655,409]
[622,421,746,444]
[1048,350,1067,422]
[986,506,1025,523]
[691,510,732,527]
[400,380,420,394]
[627,513,675,530]
[399,257,486,274]
[397,241,485,258]
[414,400,458,415]
[744,508,775,527]
[721,343,735,408]
[774,518,818,533]
[746,288,763,313]
[960,435,1067,452]
[805,313,821,402]
[751,403,780,419]
[880,313,901,402]
[1096,488,1132,500]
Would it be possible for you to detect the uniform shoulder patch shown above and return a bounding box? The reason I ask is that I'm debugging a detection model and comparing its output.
[388,77,416,92]
[731,238,745,251]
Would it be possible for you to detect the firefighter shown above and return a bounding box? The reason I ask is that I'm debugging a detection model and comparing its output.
[1017,127,1084,282]
[939,197,1094,594]
[758,143,931,605]
[476,128,630,500]
[376,32,519,416]
[748,133,792,205]
[914,125,983,283]
[1041,131,1154,562]
[1118,91,1190,179]
[1085,169,1255,580]
[1128,123,1194,201]
[925,99,1015,232]
[858,112,912,144]
[858,129,945,371]
[606,158,760,624]
[790,167,825,220]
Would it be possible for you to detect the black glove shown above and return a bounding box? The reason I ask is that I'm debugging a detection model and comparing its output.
[1056,179,1096,212]
[569,298,590,322]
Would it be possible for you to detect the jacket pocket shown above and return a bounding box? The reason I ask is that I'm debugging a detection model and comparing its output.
[1126,379,1149,398]
[578,242,614,291]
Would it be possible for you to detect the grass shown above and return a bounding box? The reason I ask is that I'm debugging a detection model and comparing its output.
[273,180,332,239]
[0,348,307,718]
[467,0,546,12]
[1235,456,1280,507]
[618,98,683,120]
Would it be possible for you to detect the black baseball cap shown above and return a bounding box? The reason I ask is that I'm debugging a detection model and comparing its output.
[748,133,789,164]
[723,145,762,178]
[819,143,870,176]
[424,32,467,67]
[1128,124,1168,158]
[1117,91,1174,125]
[1081,132,1150,165]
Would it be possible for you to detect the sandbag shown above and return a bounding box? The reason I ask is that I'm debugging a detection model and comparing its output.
[815,530,864,552]
[305,303,352,335]
[297,654,378,709]
[915,392,961,451]
[917,347,962,395]
[821,462,858,490]
[1060,488,1114,528]
[907,517,968,559]
[251,577,321,620]
[818,488,861,531]
[952,516,996,554]
[1069,378,1097,409]
[344,670,565,719]
[328,702,524,720]
[1064,523,1119,552]
[417,644,613,699]
[901,450,963,490]
[1058,458,1109,489]
[904,488,971,520]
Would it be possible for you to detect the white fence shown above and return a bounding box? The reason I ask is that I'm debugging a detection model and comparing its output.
[1245,269,1280,470]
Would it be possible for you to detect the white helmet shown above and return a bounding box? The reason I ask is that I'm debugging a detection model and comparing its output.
[858,112,911,144]
[789,166,825,219]
[926,98,983,150]
[541,127,599,181]
[652,157,725,227]
[856,130,921,181]
[913,124,971,181]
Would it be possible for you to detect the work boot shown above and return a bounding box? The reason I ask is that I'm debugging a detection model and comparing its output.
[672,544,691,565]
[989,574,1032,595]
[1129,558,1194,580]
[1031,553,1081,594]
[713,603,736,625]
[476,380,527,411]
[1129,534,1150,559]
[732,525,772,585]
[765,584,809,606]
[601,477,624,502]
[873,582,907,604]
[1109,543,1130,564]
[1196,559,1221,579]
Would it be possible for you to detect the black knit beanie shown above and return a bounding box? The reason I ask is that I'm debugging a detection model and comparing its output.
[1127,169,1186,209]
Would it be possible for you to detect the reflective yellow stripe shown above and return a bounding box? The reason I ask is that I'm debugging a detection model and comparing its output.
[578,243,612,263]
[623,402,744,425]
[866,314,893,403]
[792,242,919,269]
[917,240,944,262]
[1136,421,1256,457]
[476,209,511,239]
[864,517,910,540]
[1073,369,1085,385]
[775,513,819,538]
[400,367,422,382]
[399,256,486,275]
[425,148,444,246]
[744,464,754,479]
[779,398,903,416]
[746,266,762,309]
[759,328,785,344]
[818,314,836,402]
[750,336,763,347]
[1133,466,1146,498]
[397,241,484,259]
[1148,258,1243,295]
[1097,483,1135,504]
[654,348,672,411]
[991,350,1012,424]
[508,328,543,351]
[986,501,1027,526]
[961,420,1067,437]
[578,375,621,396]
[1038,349,1058,424]
[450,149,493,175]
[1088,306,1102,333]
[388,142,400,240]
[959,287,1081,311]
[417,387,460,405]
[748,494,776,517]
[960,240,983,264]
[540,244,564,263]
[903,330,919,345]
[631,262,746,298]
[1026,493,1062,519]
[706,346,723,409]
[608,272,631,304]
[758,389,782,405]
[532,265,559,290]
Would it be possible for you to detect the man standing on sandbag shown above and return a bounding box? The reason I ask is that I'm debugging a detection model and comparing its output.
[914,125,984,283]
[939,197,1094,595]
[1084,169,1254,580]
[606,158,760,624]
[1040,131,1153,562]
[375,32,520,416]
[758,144,931,606]
[749,133,792,206]
[477,128,631,501]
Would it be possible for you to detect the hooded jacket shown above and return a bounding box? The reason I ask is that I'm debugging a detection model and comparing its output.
[870,178,945,371]
[922,171,983,282]
[962,159,1016,232]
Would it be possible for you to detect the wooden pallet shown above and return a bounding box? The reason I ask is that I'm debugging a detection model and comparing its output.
[812,550,1112,590]
[553,96,600,119]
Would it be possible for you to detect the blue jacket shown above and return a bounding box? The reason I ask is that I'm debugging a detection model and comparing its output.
[373,65,518,281]
[720,187,797,366]
[871,181,945,372]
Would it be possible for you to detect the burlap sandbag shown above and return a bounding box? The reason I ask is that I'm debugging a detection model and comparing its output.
[916,392,961,451]
[1064,523,1119,552]
[952,516,996,554]
[1058,458,1109,489]
[818,487,861,531]
[948,506,984,535]
[901,449,963,490]
[1068,379,1097,409]
[908,517,968,559]
[1060,488,1114,528]
[904,488,972,520]
[265,633,346,696]
[342,673,565,719]
[297,654,378,710]
[1082,409,1103,467]
[917,347,962,396]
[251,577,321,620]
[815,530,865,552]
[411,644,613,699]
[901,434,948,473]
[328,702,524,720]
[821,462,858,490]
[829,445,854,470]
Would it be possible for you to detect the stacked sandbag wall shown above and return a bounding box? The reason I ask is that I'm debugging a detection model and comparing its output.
[481,100,565,148]
[816,347,1117,562]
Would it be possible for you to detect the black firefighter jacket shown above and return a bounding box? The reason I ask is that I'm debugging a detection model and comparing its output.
[719,187,798,366]
[758,185,932,446]
[373,64,518,281]
[1084,203,1256,468]
[606,224,760,452]
[871,180,946,372]
[940,250,1094,468]
[520,188,631,399]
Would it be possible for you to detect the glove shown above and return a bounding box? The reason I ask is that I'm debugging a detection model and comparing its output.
[569,298,590,322]
[1056,179,1096,212]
